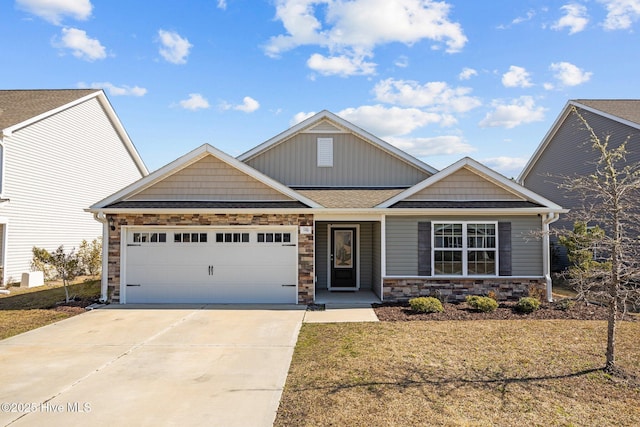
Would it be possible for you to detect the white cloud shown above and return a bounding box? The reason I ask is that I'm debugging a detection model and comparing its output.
[217,0,227,10]
[481,156,529,175]
[78,82,146,96]
[458,67,478,80]
[599,0,640,30]
[479,96,546,129]
[17,0,92,25]
[501,65,533,88]
[55,27,106,61]
[497,9,536,29]
[157,29,192,64]
[179,93,210,110]
[511,9,536,25]
[235,97,260,113]
[552,3,589,34]
[387,135,476,157]
[550,61,592,86]
[220,96,260,113]
[394,55,409,68]
[265,0,467,76]
[307,53,376,76]
[337,105,444,136]
[291,111,317,126]
[373,78,481,114]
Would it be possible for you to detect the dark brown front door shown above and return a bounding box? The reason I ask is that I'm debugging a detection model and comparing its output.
[330,227,357,288]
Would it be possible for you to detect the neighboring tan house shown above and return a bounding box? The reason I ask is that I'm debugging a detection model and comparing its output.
[518,100,640,270]
[89,111,564,305]
[0,89,148,285]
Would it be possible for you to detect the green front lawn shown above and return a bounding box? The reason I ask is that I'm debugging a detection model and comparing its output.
[0,280,100,340]
[276,321,640,426]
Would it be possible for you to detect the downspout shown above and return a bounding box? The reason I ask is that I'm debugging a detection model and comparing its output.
[380,214,386,302]
[542,212,560,302]
[93,212,110,303]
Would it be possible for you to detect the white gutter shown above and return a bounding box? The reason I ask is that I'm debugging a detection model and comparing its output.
[542,212,561,302]
[93,212,110,302]
[87,207,568,216]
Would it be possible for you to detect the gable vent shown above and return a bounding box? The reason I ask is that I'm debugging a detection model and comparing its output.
[306,121,343,133]
[317,138,333,167]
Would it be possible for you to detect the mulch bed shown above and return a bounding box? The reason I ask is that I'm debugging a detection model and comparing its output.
[51,296,99,315]
[373,299,639,321]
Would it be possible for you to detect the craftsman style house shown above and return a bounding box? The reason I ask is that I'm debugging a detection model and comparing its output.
[90,111,564,304]
[0,90,148,284]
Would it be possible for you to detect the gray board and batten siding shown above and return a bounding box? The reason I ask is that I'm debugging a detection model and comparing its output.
[385,216,543,277]
[522,106,640,232]
[244,132,431,187]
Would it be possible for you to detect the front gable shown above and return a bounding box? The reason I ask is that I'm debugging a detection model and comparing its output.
[91,144,321,209]
[404,167,523,201]
[239,111,436,188]
[380,157,563,210]
[128,155,293,202]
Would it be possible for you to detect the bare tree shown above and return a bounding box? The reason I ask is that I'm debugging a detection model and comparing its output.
[558,106,640,373]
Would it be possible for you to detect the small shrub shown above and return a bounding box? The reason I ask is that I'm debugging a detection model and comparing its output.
[516,297,541,313]
[78,238,102,276]
[487,290,498,301]
[409,297,444,313]
[31,247,56,280]
[465,295,498,313]
[528,285,546,301]
[433,290,449,304]
[554,298,576,311]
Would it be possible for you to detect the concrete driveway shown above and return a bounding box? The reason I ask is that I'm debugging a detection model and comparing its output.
[0,305,305,427]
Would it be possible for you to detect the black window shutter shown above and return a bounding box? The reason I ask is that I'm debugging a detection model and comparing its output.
[498,222,512,276]
[418,222,431,276]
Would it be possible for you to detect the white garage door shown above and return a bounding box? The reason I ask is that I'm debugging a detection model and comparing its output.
[123,228,298,304]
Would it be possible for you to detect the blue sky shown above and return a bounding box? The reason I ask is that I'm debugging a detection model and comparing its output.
[2,0,639,176]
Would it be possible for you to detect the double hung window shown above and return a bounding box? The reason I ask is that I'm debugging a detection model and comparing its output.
[433,222,497,276]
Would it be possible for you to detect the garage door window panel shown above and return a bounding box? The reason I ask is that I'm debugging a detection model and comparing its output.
[258,232,291,243]
[215,232,249,243]
[174,232,208,243]
[133,232,167,243]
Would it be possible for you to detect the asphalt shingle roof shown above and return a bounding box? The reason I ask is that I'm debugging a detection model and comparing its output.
[575,99,640,126]
[295,189,405,208]
[390,201,544,209]
[105,201,310,209]
[0,89,100,130]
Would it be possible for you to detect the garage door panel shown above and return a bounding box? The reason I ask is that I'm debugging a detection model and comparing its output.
[124,228,299,304]
[210,265,297,285]
[126,282,295,304]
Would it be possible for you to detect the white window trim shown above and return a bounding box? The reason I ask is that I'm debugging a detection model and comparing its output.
[431,221,499,277]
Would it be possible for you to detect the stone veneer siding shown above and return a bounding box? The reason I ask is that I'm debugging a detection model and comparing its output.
[383,278,547,302]
[107,213,314,304]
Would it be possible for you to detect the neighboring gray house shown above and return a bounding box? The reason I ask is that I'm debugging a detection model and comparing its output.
[518,100,640,270]
[90,111,564,305]
[0,89,148,284]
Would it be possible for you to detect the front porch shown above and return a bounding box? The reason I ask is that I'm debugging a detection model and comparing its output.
[314,289,381,305]
[314,220,383,302]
